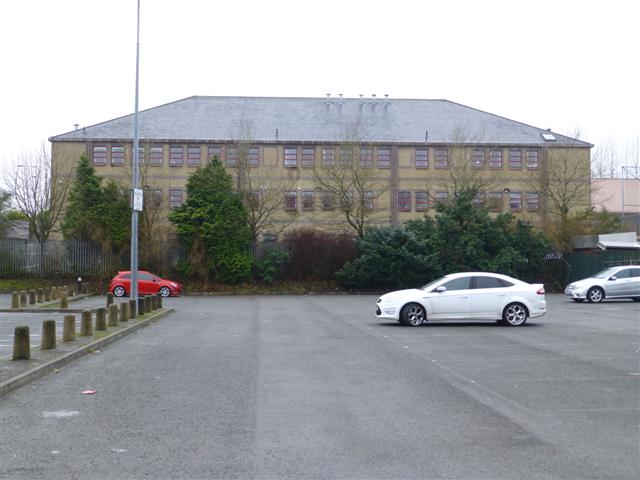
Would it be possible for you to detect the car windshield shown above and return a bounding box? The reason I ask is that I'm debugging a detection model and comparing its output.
[420,276,446,290]
[591,268,619,279]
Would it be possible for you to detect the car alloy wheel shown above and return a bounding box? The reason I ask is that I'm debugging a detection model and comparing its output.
[503,302,528,326]
[113,286,126,297]
[587,287,604,303]
[160,286,171,297]
[401,303,426,327]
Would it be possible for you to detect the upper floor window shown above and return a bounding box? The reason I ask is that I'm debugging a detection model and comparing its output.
[415,148,428,168]
[509,150,522,169]
[111,146,125,166]
[360,148,373,168]
[415,191,429,211]
[509,191,522,211]
[490,150,503,169]
[247,147,259,167]
[284,147,298,167]
[208,146,221,162]
[397,191,411,211]
[170,146,183,166]
[322,148,335,167]
[526,192,540,211]
[92,146,107,166]
[435,191,449,204]
[226,147,238,166]
[284,191,297,210]
[301,190,315,210]
[435,149,448,169]
[136,147,144,165]
[169,188,184,209]
[340,191,353,210]
[150,146,163,166]
[187,146,201,167]
[472,149,485,168]
[526,150,539,169]
[378,147,391,169]
[339,148,353,166]
[302,147,315,167]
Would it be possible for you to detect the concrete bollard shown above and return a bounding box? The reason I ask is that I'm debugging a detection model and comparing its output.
[119,302,129,322]
[157,293,163,309]
[129,299,137,319]
[138,297,145,316]
[41,320,56,350]
[145,295,152,313]
[80,310,93,336]
[108,304,118,327]
[60,292,68,309]
[63,315,76,342]
[106,293,113,306]
[62,285,68,297]
[20,291,27,307]
[37,288,44,303]
[29,290,36,305]
[44,287,51,302]
[53,286,59,300]
[95,307,106,331]
[12,326,30,360]
[11,291,20,309]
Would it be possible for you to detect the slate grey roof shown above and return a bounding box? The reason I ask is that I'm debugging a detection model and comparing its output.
[49,96,591,147]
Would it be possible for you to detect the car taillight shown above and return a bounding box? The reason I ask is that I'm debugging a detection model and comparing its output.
[536,287,545,295]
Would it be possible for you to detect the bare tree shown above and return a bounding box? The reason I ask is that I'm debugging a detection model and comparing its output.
[623,135,640,174]
[591,137,619,178]
[313,126,387,238]
[230,119,297,240]
[5,144,72,271]
[443,124,502,197]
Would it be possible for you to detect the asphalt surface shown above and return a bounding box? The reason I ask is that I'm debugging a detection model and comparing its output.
[0,294,638,480]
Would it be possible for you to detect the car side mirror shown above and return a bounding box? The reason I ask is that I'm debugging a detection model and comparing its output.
[609,276,617,281]
[435,286,447,293]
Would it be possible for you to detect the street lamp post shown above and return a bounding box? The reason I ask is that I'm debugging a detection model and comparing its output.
[130,0,141,302]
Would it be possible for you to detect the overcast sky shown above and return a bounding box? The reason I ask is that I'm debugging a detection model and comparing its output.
[1,0,638,178]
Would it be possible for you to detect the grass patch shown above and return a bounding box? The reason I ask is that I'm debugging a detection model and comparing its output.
[0,279,53,293]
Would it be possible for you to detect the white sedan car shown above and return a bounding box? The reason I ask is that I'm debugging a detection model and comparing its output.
[376,272,546,327]
[564,265,640,303]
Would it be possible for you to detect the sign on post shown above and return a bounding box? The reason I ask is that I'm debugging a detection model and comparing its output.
[132,188,144,212]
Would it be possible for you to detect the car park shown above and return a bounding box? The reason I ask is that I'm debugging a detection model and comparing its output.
[564,265,640,303]
[108,271,182,298]
[376,272,546,327]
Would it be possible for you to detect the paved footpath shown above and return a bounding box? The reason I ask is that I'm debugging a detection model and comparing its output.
[0,294,638,479]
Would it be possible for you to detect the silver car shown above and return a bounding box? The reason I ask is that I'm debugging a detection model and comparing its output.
[564,265,640,303]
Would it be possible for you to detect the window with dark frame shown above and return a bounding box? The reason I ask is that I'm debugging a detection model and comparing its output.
[488,191,503,211]
[435,191,449,204]
[378,147,391,169]
[247,147,259,167]
[363,191,374,210]
[509,191,522,211]
[360,148,373,167]
[435,149,448,169]
[415,148,428,168]
[322,148,335,167]
[170,146,183,166]
[111,146,125,166]
[415,191,429,211]
[340,191,353,209]
[322,191,334,209]
[208,146,221,162]
[509,149,522,169]
[302,147,315,167]
[339,148,353,166]
[169,188,183,209]
[93,146,107,166]
[284,191,297,210]
[284,147,298,167]
[472,149,485,168]
[150,146,163,165]
[490,150,503,169]
[187,146,201,167]
[301,190,315,210]
[526,192,540,211]
[526,150,539,169]
[226,147,238,166]
[397,191,411,211]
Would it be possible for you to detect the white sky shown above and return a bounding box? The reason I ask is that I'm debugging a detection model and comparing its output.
[1,0,638,179]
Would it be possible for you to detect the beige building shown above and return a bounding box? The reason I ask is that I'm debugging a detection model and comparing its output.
[50,95,592,238]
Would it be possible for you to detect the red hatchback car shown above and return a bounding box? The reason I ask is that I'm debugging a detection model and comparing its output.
[109,271,182,298]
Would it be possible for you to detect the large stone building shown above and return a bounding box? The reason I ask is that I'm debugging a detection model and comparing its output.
[50,95,592,238]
